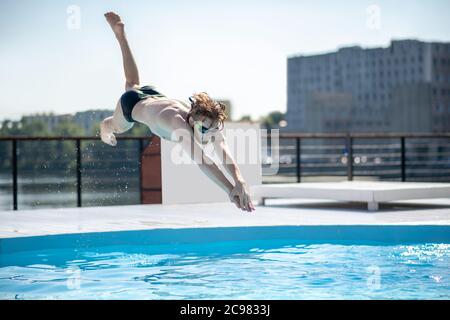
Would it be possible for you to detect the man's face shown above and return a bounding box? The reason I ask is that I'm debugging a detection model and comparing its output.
[190,115,220,144]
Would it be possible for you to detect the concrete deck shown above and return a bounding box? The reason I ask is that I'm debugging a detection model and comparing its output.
[1,197,450,239]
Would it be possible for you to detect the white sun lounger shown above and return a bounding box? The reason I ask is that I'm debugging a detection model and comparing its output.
[250,181,450,211]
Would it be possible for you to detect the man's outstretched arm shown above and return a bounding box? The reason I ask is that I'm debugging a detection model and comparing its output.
[171,117,247,211]
[213,132,255,212]
[198,153,234,195]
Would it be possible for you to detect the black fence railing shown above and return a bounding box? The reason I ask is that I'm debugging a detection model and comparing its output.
[262,132,450,184]
[1,132,450,211]
[0,136,152,211]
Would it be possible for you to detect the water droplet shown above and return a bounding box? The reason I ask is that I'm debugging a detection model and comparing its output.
[430,275,442,283]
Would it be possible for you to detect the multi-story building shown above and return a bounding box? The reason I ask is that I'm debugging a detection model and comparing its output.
[286,40,450,133]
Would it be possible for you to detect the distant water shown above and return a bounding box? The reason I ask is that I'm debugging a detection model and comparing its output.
[0,174,139,211]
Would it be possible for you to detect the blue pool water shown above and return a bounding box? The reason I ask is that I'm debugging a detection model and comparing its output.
[0,226,449,300]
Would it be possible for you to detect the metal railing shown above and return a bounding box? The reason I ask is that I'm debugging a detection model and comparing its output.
[1,132,450,211]
[263,132,450,183]
[0,136,151,210]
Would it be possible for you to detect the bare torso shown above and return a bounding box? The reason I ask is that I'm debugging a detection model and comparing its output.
[131,96,191,142]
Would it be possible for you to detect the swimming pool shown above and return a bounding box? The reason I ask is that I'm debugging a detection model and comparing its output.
[1,226,449,299]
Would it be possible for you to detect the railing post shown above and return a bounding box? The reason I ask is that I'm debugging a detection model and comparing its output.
[296,138,301,183]
[12,139,18,211]
[346,134,353,181]
[76,139,82,207]
[138,138,144,204]
[401,136,406,182]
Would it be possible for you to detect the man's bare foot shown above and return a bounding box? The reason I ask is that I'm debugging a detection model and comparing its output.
[104,11,125,39]
[100,118,117,146]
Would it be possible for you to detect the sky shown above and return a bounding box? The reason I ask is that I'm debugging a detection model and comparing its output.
[0,0,449,121]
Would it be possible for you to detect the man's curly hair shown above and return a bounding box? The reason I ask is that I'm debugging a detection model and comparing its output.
[187,92,227,127]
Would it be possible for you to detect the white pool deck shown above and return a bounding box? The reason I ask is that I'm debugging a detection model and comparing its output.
[1,194,450,239]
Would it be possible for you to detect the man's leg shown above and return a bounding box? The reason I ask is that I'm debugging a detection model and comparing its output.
[105,12,140,90]
[100,101,134,146]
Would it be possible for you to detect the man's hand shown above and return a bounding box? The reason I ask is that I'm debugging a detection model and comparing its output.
[104,11,125,39]
[229,181,255,212]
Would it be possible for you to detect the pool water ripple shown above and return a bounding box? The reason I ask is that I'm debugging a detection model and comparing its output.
[1,240,449,299]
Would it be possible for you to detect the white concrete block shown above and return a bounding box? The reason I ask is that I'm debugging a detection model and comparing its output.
[161,122,262,204]
[251,181,450,211]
